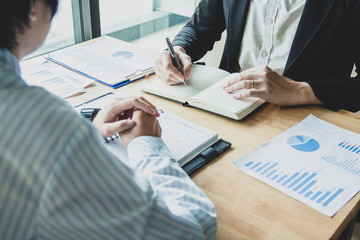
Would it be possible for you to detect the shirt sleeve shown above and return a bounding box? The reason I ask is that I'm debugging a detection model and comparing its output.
[36,123,216,240]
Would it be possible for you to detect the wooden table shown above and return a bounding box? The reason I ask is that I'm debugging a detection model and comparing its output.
[65,43,360,240]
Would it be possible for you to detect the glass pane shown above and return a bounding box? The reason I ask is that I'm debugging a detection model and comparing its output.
[26,0,75,58]
[99,0,191,52]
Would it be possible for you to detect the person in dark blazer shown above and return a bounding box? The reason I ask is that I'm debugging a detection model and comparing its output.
[155,0,360,112]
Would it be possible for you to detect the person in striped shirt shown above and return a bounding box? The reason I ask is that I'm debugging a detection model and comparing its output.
[0,0,216,239]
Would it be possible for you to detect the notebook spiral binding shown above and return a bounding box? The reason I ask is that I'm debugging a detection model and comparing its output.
[104,133,120,143]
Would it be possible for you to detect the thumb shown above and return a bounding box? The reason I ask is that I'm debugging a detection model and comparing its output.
[104,119,136,137]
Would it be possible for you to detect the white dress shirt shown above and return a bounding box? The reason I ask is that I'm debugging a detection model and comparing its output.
[239,0,306,74]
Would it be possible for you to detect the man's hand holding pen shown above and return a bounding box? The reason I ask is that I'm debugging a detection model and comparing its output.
[154,39,193,85]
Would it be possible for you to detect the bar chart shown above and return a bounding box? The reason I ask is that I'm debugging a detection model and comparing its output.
[244,161,344,207]
[234,115,360,216]
[338,141,360,154]
[321,155,360,176]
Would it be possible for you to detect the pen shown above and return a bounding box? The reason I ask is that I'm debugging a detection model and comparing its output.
[165,37,187,86]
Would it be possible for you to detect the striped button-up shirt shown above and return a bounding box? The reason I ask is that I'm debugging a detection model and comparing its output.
[0,48,216,239]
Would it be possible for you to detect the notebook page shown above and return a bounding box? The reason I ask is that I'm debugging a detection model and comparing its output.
[189,74,264,120]
[142,64,230,103]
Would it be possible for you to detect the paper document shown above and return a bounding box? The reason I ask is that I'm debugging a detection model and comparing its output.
[234,115,360,217]
[21,58,93,98]
[47,36,155,88]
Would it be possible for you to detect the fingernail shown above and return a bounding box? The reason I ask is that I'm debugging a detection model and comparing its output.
[127,119,135,127]
[185,71,190,79]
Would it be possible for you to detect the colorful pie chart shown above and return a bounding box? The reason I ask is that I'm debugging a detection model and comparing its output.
[287,135,320,152]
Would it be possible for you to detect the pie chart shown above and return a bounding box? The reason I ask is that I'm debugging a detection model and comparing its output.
[112,51,134,59]
[287,135,320,152]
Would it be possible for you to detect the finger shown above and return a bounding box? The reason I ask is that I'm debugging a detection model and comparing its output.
[102,119,136,137]
[108,97,157,119]
[161,51,185,82]
[224,79,253,93]
[155,63,181,85]
[222,73,243,89]
[133,97,160,117]
[178,53,192,80]
[126,97,158,115]
[232,89,262,99]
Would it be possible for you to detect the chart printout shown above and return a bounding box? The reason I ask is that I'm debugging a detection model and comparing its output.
[234,114,360,217]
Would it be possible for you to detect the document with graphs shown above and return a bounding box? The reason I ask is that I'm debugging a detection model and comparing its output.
[234,114,360,217]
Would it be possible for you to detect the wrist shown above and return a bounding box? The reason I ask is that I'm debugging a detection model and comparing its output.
[174,45,186,54]
[296,82,322,105]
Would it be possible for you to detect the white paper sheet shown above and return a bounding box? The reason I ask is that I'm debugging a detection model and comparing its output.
[21,58,93,98]
[234,115,360,217]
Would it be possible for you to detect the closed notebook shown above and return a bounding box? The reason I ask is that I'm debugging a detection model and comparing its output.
[75,93,231,174]
[142,64,265,120]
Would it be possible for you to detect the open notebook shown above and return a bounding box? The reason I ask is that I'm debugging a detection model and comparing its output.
[75,93,231,174]
[142,64,265,120]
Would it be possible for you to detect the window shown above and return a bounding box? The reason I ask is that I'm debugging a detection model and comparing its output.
[26,0,75,59]
[27,0,194,57]
[99,0,190,44]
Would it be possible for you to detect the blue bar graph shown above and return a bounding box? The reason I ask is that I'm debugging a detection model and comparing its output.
[294,173,317,192]
[311,191,322,201]
[338,141,360,156]
[256,162,270,173]
[316,191,331,204]
[250,162,261,170]
[305,191,313,198]
[277,174,288,183]
[323,189,344,207]
[242,160,346,209]
[321,155,360,176]
[271,174,279,181]
[282,172,300,186]
[299,180,317,195]
[261,163,278,176]
[288,172,308,189]
[245,161,253,167]
[266,169,277,178]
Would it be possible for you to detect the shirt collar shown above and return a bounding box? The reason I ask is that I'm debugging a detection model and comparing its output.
[0,48,21,75]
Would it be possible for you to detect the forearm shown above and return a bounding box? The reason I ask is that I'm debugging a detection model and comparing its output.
[128,136,217,239]
[39,130,216,239]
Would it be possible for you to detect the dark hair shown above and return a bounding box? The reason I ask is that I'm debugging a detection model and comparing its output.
[0,0,58,50]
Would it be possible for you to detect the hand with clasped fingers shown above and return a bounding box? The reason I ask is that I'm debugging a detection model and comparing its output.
[92,96,160,142]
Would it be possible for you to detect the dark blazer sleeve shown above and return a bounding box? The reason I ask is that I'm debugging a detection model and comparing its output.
[306,74,360,112]
[284,0,360,112]
[172,0,227,62]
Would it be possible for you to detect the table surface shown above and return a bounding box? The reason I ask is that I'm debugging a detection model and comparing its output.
[64,41,360,240]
